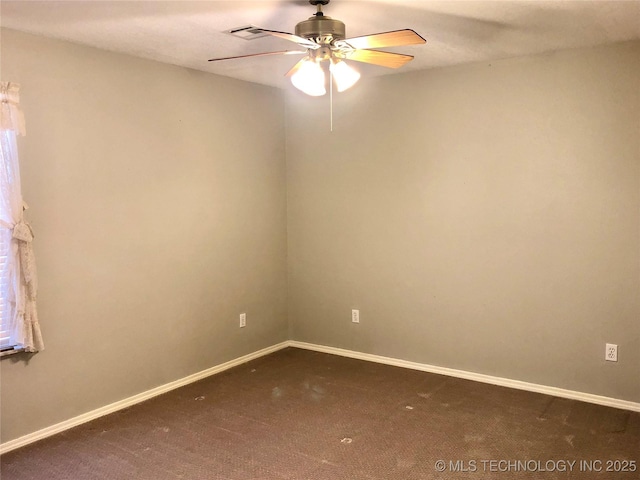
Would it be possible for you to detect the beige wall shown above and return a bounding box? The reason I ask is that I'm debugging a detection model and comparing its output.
[286,41,640,403]
[0,29,288,442]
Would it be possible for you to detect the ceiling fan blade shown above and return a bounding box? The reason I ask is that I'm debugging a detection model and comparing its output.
[257,28,320,50]
[285,57,309,78]
[344,49,414,69]
[208,50,305,62]
[337,29,426,50]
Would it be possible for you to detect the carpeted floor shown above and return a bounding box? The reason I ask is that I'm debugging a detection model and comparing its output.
[1,347,639,479]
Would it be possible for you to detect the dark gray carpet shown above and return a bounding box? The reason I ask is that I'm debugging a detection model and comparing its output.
[1,347,639,479]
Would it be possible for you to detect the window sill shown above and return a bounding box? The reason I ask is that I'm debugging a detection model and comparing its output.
[1,347,25,358]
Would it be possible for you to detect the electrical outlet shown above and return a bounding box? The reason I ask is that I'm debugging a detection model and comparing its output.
[239,313,246,328]
[605,343,617,362]
[351,309,360,323]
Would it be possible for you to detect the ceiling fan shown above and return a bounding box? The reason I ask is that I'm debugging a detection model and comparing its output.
[208,0,426,96]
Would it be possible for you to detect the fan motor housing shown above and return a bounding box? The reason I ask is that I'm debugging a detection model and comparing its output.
[295,16,345,44]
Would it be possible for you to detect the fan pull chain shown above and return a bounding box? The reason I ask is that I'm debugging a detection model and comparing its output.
[330,66,333,132]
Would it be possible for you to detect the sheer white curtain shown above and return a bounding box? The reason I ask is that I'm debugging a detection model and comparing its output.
[0,82,44,352]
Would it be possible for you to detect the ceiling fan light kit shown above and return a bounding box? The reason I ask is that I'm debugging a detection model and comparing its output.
[208,0,426,97]
[291,58,326,97]
[329,58,361,93]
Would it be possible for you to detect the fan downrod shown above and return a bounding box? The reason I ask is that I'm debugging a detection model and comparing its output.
[309,0,329,17]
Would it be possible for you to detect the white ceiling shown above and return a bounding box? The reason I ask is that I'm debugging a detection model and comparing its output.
[2,1,639,89]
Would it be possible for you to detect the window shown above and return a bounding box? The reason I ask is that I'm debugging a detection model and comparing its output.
[0,82,44,354]
[0,225,11,349]
[0,224,11,350]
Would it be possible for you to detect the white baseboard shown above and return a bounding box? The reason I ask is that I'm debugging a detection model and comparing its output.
[3,339,638,455]
[289,341,640,413]
[0,342,289,455]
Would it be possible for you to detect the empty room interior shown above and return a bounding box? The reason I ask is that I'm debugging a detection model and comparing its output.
[0,1,639,479]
